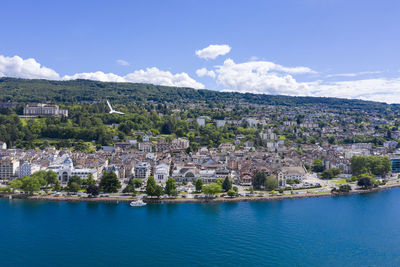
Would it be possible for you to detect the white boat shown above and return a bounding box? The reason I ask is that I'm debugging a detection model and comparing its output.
[130,199,147,207]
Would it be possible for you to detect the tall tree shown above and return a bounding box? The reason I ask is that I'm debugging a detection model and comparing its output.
[202,183,221,196]
[265,176,278,191]
[222,177,232,192]
[99,171,121,193]
[87,184,99,197]
[252,171,266,190]
[165,177,177,196]
[195,179,203,192]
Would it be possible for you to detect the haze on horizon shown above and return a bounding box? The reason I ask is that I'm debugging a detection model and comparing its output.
[1,0,400,103]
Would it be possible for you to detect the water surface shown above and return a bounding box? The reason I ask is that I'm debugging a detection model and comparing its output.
[1,189,400,266]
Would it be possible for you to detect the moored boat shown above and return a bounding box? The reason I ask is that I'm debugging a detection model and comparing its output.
[130,199,146,207]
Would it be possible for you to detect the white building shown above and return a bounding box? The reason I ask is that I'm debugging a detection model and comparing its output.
[216,120,226,128]
[18,161,40,178]
[196,117,206,126]
[277,166,307,187]
[48,156,97,184]
[154,163,169,185]
[0,141,7,150]
[23,103,68,117]
[134,162,151,180]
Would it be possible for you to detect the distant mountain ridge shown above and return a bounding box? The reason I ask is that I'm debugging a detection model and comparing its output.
[0,77,397,111]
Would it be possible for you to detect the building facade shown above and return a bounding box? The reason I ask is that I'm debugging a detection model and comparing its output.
[23,104,68,117]
[0,158,20,180]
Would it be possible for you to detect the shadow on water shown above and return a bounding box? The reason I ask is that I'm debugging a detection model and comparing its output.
[197,202,221,214]
[165,203,179,214]
[145,203,164,214]
[85,202,101,212]
[223,201,239,212]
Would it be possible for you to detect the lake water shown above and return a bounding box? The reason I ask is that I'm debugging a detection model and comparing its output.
[1,189,400,266]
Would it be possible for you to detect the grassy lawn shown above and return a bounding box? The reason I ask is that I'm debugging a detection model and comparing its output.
[331,178,348,184]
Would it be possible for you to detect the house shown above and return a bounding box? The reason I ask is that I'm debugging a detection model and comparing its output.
[48,156,97,184]
[171,138,190,150]
[154,163,169,185]
[114,142,131,150]
[134,162,151,180]
[277,166,307,187]
[196,117,206,126]
[216,120,226,128]
[0,141,7,150]
[0,157,20,180]
[240,172,253,186]
[138,142,153,152]
[18,161,40,178]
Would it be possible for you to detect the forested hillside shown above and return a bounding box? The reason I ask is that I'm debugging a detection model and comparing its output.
[0,77,397,111]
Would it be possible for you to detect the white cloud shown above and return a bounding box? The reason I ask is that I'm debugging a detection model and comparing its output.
[64,67,204,89]
[116,59,130,66]
[195,44,231,60]
[216,58,400,103]
[0,55,60,80]
[0,54,204,89]
[63,71,126,82]
[124,67,204,88]
[310,78,400,104]
[2,54,400,103]
[217,59,314,95]
[196,68,216,78]
[326,70,382,78]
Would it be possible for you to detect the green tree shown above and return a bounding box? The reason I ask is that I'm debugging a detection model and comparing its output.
[195,179,203,192]
[202,183,221,196]
[68,182,80,193]
[222,177,232,192]
[146,176,156,196]
[351,156,391,176]
[338,184,351,193]
[165,177,177,196]
[312,159,324,172]
[132,178,143,188]
[68,175,82,187]
[321,168,341,179]
[9,178,23,191]
[84,173,96,187]
[227,189,237,197]
[249,186,254,194]
[265,176,278,191]
[87,184,99,197]
[252,171,266,190]
[45,170,58,186]
[54,180,61,191]
[99,171,121,193]
[154,184,164,198]
[21,176,41,194]
[358,177,372,189]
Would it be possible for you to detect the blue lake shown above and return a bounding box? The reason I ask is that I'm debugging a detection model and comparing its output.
[1,189,400,266]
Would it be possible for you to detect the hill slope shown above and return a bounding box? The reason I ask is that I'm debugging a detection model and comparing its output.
[0,77,396,111]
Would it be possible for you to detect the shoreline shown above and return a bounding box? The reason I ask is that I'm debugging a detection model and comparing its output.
[2,183,400,204]
[0,184,400,204]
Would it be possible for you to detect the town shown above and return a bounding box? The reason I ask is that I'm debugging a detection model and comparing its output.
[0,97,399,201]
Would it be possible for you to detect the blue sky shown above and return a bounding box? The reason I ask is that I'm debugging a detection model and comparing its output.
[1,0,400,103]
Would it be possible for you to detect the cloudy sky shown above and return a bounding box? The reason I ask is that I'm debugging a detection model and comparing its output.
[1,0,400,103]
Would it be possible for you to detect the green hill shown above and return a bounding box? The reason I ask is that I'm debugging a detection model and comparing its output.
[0,77,397,111]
